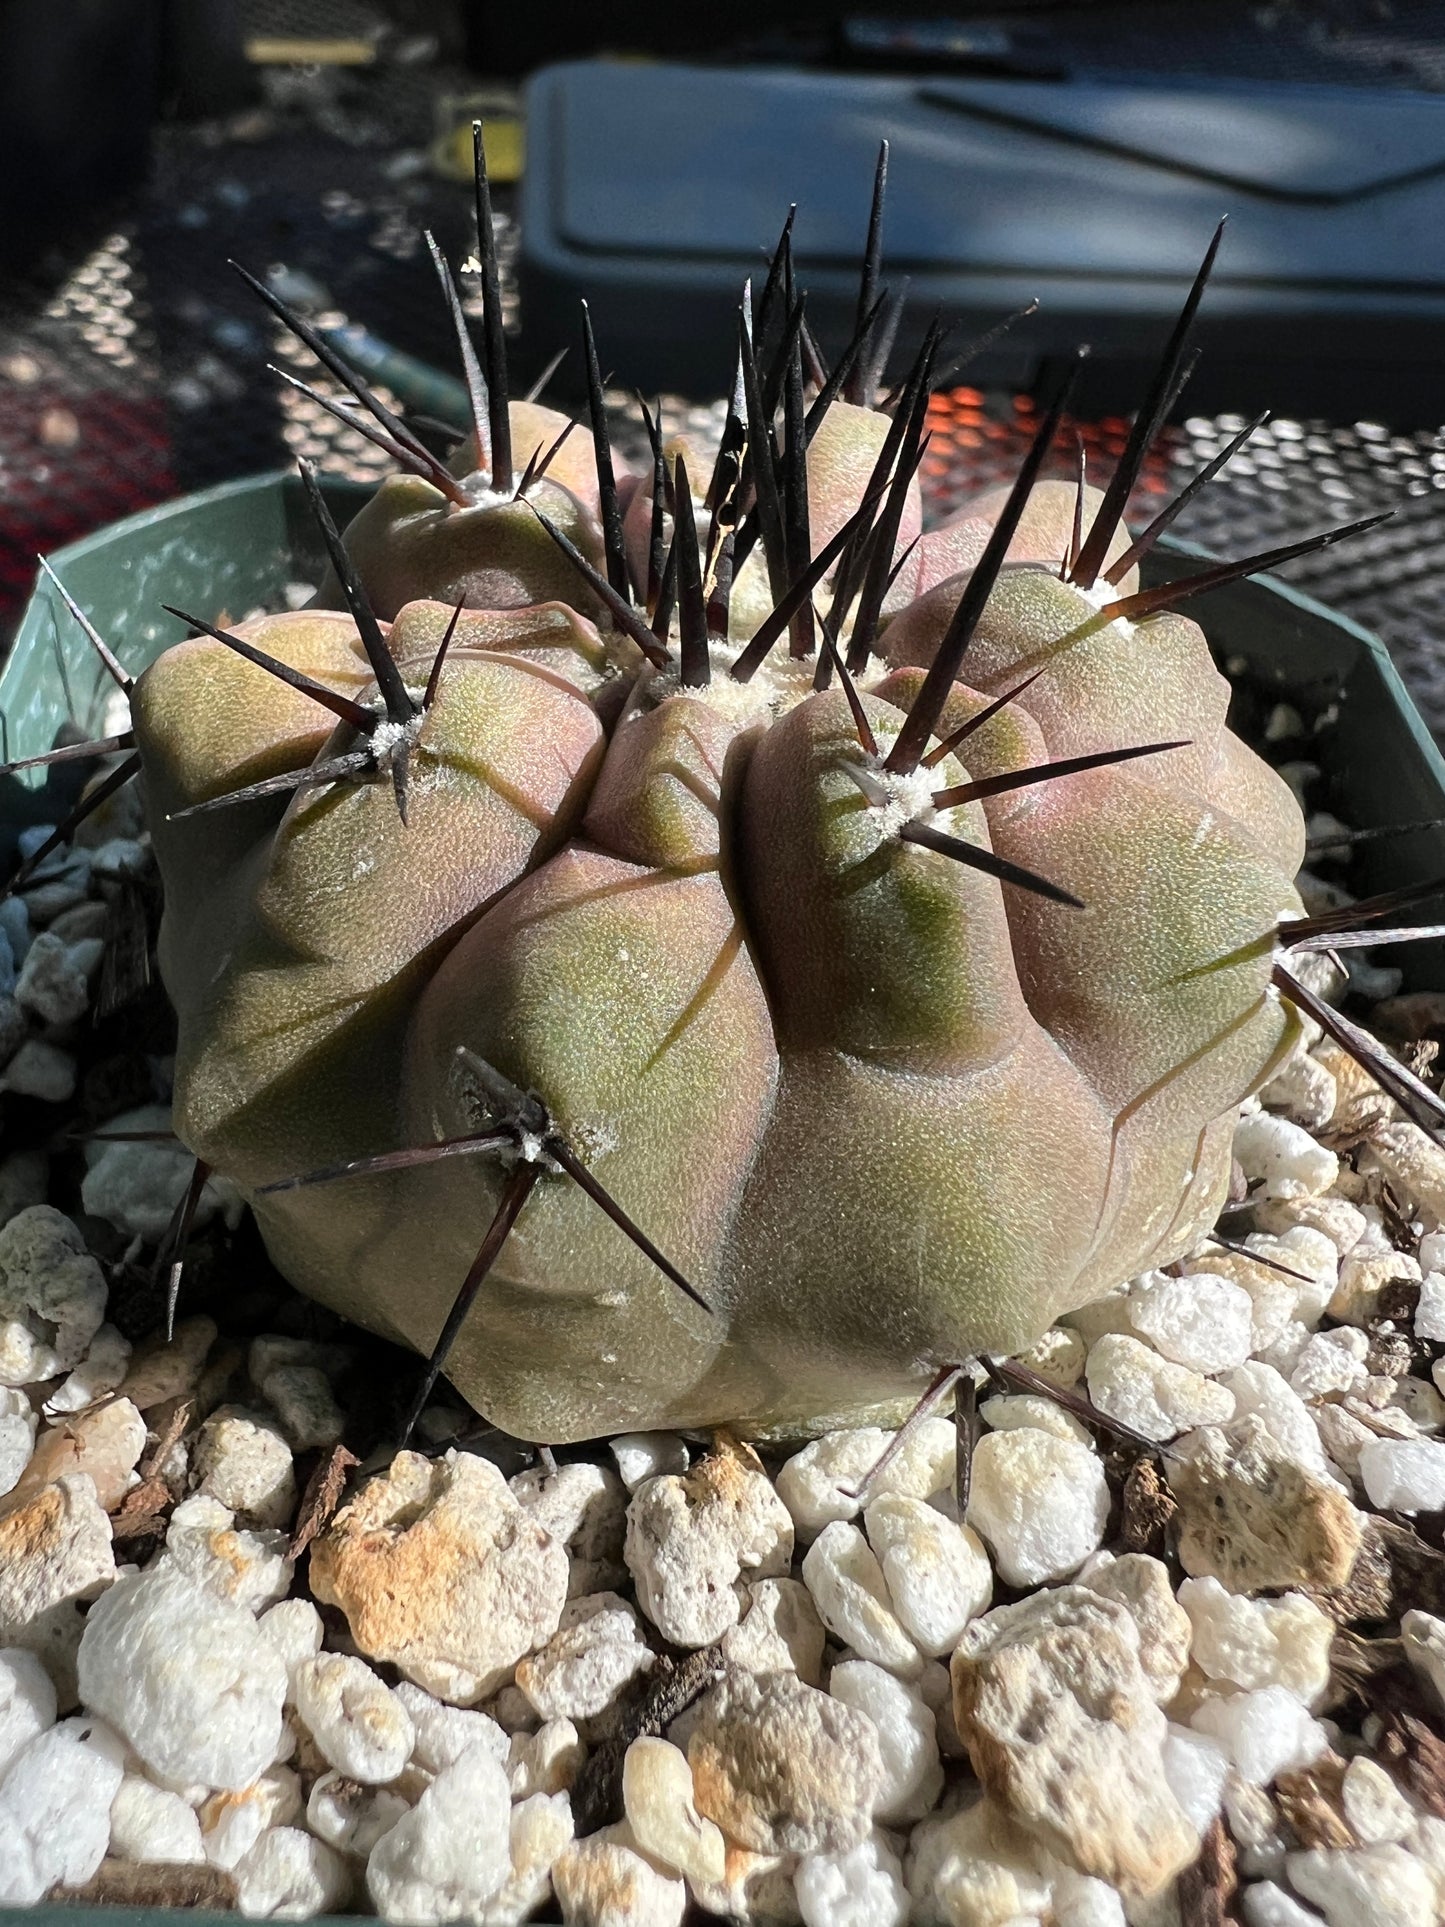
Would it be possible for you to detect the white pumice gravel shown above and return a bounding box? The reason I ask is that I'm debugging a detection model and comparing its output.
[0,1713,125,1904]
[1125,1268,1256,1373]
[965,1425,1110,1585]
[1085,1332,1236,1441]
[77,1566,287,1790]
[1190,1685,1329,1786]
[292,1651,416,1784]
[621,1734,727,1886]
[232,1824,351,1919]
[0,1646,56,1776]
[625,1438,793,1648]
[795,1828,908,1927]
[1357,1435,1445,1512]
[826,1660,942,1823]
[775,1418,954,1539]
[109,1773,208,1864]
[801,1523,923,1677]
[364,1742,514,1919]
[862,1493,991,1657]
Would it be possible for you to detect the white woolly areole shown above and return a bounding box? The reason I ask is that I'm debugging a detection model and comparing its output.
[646,642,822,729]
[369,713,425,771]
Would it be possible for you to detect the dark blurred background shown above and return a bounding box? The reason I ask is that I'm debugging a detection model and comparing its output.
[4,0,1445,731]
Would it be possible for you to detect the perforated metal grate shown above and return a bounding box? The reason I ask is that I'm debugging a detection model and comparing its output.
[3,0,1445,739]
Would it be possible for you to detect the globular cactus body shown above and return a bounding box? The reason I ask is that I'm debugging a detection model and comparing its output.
[124,161,1329,1441]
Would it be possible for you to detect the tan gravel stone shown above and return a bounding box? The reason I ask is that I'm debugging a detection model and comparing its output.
[625,1437,793,1648]
[552,1827,686,1927]
[8,1398,145,1511]
[1168,1416,1363,1593]
[0,1473,114,1647]
[623,1735,727,1887]
[309,1449,568,1704]
[687,1669,883,1857]
[1076,1553,1192,1705]
[952,1585,1198,1896]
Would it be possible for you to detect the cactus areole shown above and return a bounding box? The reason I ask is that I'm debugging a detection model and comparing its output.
[124,151,1338,1444]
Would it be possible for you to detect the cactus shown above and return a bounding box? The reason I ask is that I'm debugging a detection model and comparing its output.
[31,143,1413,1443]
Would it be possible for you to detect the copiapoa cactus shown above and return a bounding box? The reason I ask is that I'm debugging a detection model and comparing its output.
[27,141,1425,1444]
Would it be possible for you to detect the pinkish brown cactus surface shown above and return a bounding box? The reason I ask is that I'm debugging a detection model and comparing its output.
[119,156,1361,1443]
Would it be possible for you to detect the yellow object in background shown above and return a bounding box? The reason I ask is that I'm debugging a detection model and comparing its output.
[431,97,524,183]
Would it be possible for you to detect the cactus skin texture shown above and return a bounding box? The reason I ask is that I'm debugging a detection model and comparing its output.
[133,471,1304,1440]
[128,171,1320,1442]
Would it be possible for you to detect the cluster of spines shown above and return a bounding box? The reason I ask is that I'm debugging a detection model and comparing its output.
[15,129,1444,1446]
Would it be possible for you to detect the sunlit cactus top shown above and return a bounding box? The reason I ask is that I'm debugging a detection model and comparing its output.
[104,138,1396,1443]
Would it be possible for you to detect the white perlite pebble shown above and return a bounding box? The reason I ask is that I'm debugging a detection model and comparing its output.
[0,1476,114,1709]
[952,1587,1195,1895]
[552,1826,687,1927]
[966,1426,1110,1587]
[775,1419,954,1540]
[863,1493,992,1658]
[2,1038,76,1102]
[622,1735,726,1886]
[109,1774,206,1864]
[609,1433,689,1491]
[1402,1610,1445,1715]
[1085,1334,1235,1442]
[258,1600,325,1695]
[1221,1362,1331,1476]
[720,1578,827,1686]
[1190,1686,1328,1786]
[0,1714,125,1904]
[511,1460,628,1597]
[293,1652,415,1784]
[45,1323,131,1418]
[795,1829,908,1927]
[0,1204,106,1384]
[515,1591,655,1725]
[0,1647,55,1776]
[979,1391,1092,1447]
[625,1440,792,1648]
[1341,1757,1416,1847]
[1179,1577,1334,1706]
[260,1364,345,1452]
[1244,1881,1329,1927]
[801,1523,922,1677]
[15,931,95,1026]
[906,1795,1053,1927]
[483,1791,575,1926]
[81,1106,228,1244]
[508,1718,584,1800]
[1161,1725,1232,1836]
[158,1494,292,1614]
[234,1825,351,1920]
[77,1566,287,1790]
[1127,1270,1256,1374]
[1290,1329,1371,1403]
[1359,1437,1445,1513]
[826,1659,942,1823]
[1415,1275,1445,1343]
[1233,1113,1339,1200]
[1287,1845,1439,1927]
[306,1773,411,1861]
[193,1407,297,1529]
[365,1742,516,1920]
[393,1681,508,1774]
[0,1386,35,1497]
[199,1766,302,1871]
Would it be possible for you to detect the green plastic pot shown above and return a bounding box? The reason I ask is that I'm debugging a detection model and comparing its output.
[0,469,1443,1927]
